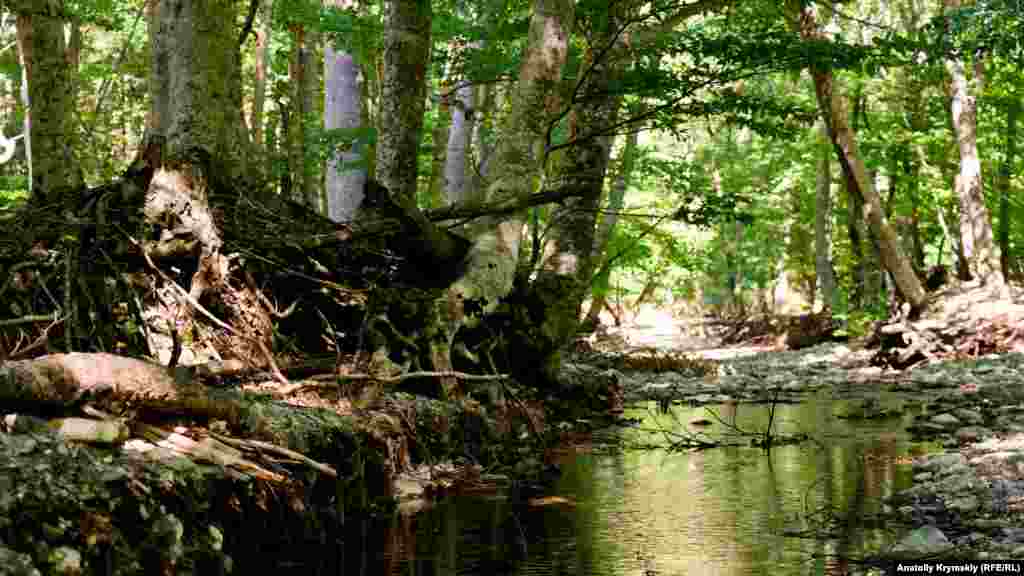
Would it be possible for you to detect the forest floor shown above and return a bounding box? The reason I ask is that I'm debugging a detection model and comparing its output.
[584,281,1024,560]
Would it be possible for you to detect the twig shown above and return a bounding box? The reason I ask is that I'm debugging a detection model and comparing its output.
[211,432,337,478]
[125,229,289,387]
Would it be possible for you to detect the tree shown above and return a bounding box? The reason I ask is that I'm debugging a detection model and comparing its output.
[788,0,927,312]
[323,0,366,223]
[814,120,836,310]
[942,0,1003,286]
[13,0,81,198]
[447,0,575,316]
[375,0,431,206]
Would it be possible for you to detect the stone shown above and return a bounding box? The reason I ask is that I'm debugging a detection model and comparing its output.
[947,495,979,514]
[931,413,961,426]
[955,426,991,443]
[893,525,953,555]
[918,453,965,473]
[953,409,984,424]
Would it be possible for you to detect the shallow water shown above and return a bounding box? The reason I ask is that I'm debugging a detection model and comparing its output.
[268,394,940,575]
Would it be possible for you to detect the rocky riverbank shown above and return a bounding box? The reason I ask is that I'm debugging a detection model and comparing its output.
[594,335,1024,562]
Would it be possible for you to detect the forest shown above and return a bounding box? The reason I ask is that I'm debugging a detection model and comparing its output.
[0,0,1023,574]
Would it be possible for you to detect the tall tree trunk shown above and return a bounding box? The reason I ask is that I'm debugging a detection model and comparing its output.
[13,0,81,199]
[152,0,251,176]
[450,0,575,308]
[324,0,366,223]
[471,81,497,196]
[289,25,319,209]
[443,0,574,389]
[814,121,836,310]
[790,2,926,312]
[444,80,475,206]
[943,0,1003,286]
[585,116,639,325]
[998,99,1018,278]
[846,170,864,309]
[250,0,272,151]
[375,0,431,206]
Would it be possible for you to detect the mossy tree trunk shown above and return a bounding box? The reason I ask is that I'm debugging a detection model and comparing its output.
[145,0,270,365]
[515,4,628,384]
[13,0,81,200]
[445,0,575,389]
[585,110,639,325]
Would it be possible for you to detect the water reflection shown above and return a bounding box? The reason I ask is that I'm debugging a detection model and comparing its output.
[266,395,936,575]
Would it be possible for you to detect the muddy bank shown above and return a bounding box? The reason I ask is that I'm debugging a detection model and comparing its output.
[0,382,598,576]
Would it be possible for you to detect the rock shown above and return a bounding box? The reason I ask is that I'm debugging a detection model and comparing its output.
[955,426,991,443]
[917,453,965,473]
[931,413,961,426]
[0,546,40,576]
[947,495,980,514]
[1001,527,1024,543]
[893,525,953,555]
[953,409,984,424]
[48,547,82,576]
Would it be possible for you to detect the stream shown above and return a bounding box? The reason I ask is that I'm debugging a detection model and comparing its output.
[273,392,942,575]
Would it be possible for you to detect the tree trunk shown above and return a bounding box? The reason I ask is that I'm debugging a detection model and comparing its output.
[288,25,319,209]
[790,2,926,312]
[585,114,639,325]
[147,0,269,365]
[449,0,575,311]
[521,14,626,380]
[13,0,81,199]
[250,0,272,151]
[814,121,836,310]
[375,0,432,207]
[444,80,475,206]
[998,99,1018,278]
[152,0,251,177]
[943,0,1003,286]
[324,0,366,223]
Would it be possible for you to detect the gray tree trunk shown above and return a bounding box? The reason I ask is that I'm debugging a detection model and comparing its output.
[324,41,366,223]
[151,0,251,176]
[814,121,836,310]
[449,0,575,311]
[943,3,1003,286]
[444,81,475,206]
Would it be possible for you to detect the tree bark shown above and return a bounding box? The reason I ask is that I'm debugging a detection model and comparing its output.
[13,0,81,199]
[585,115,639,325]
[375,0,432,207]
[522,11,627,379]
[288,25,319,209]
[998,99,1018,278]
[250,0,272,151]
[814,121,836,310]
[943,0,1003,286]
[449,0,575,312]
[444,80,475,206]
[147,0,270,366]
[324,0,367,223]
[152,0,252,178]
[790,2,927,312]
